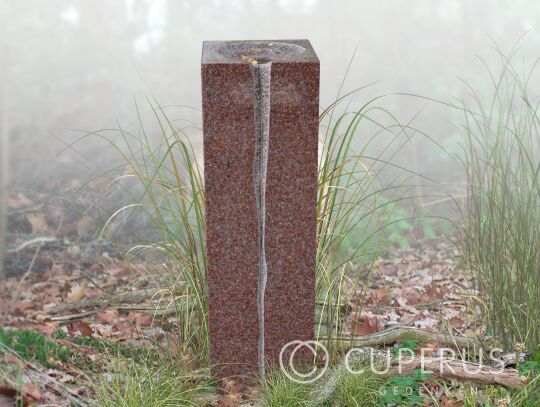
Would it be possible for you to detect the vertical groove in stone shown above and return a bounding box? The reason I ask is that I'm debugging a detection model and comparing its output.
[249,60,272,380]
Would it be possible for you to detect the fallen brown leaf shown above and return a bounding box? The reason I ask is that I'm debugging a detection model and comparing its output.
[217,393,241,407]
[421,342,439,357]
[67,320,94,337]
[25,212,51,235]
[449,316,464,329]
[34,322,59,337]
[351,311,386,336]
[132,312,153,327]
[23,382,43,403]
[95,309,119,324]
[222,379,244,396]
[66,284,86,302]
[441,395,464,407]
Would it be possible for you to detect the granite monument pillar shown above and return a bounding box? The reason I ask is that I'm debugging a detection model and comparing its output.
[202,40,319,380]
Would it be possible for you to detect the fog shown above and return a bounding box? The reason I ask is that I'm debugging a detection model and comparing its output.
[1,0,539,199]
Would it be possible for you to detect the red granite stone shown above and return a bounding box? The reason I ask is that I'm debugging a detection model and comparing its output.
[202,40,319,380]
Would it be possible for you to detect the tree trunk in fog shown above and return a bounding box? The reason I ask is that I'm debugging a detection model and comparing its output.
[0,57,8,279]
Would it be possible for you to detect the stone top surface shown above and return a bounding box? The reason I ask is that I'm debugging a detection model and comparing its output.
[202,39,318,64]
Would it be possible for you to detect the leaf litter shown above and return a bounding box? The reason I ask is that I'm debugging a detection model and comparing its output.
[0,192,503,405]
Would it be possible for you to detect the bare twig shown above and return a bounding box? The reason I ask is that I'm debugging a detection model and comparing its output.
[7,237,57,254]
[50,305,179,322]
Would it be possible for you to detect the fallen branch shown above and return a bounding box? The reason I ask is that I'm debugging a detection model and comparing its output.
[389,356,526,389]
[50,286,184,314]
[329,326,495,350]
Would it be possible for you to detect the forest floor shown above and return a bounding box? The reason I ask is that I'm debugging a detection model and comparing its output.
[0,191,523,406]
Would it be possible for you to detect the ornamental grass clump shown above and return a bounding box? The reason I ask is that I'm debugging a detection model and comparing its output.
[458,47,540,350]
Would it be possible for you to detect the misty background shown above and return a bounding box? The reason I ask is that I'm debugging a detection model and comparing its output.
[1,0,539,239]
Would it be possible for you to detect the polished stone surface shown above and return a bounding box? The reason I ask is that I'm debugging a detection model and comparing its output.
[202,39,319,380]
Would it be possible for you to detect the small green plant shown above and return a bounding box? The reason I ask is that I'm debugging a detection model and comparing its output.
[385,203,412,250]
[0,327,72,368]
[333,362,383,407]
[518,348,540,376]
[260,369,312,407]
[391,339,420,358]
[94,355,197,407]
[419,218,437,240]
[380,369,427,406]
